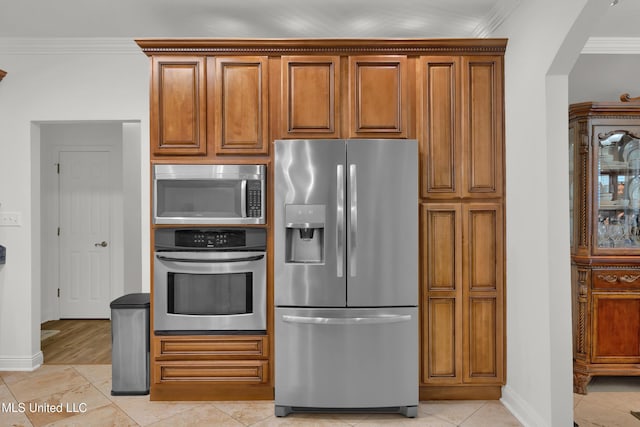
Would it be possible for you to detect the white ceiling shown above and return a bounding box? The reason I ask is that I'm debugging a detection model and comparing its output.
[0,0,520,38]
[0,1,637,47]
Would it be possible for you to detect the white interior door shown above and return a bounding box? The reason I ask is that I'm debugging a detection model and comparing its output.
[58,150,112,318]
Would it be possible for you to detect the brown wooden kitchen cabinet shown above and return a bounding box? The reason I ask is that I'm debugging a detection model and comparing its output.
[138,38,507,402]
[418,56,503,200]
[348,55,408,138]
[209,56,269,155]
[418,54,505,400]
[280,56,340,138]
[570,100,640,394]
[421,202,504,389]
[152,335,272,400]
[151,56,207,157]
[150,55,269,158]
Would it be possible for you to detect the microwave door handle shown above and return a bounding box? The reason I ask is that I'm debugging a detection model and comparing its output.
[240,179,248,218]
[156,254,264,263]
[336,164,344,278]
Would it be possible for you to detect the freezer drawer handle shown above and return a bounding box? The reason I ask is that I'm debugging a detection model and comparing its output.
[282,314,411,325]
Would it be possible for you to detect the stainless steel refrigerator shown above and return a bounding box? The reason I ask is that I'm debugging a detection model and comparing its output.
[274,139,418,418]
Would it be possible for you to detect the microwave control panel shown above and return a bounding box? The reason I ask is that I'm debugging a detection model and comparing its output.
[247,180,262,218]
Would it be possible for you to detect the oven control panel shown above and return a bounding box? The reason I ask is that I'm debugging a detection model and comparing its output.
[155,228,266,251]
[175,230,246,248]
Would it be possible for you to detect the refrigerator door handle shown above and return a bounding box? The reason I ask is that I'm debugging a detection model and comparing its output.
[349,164,357,277]
[282,314,411,325]
[336,164,344,278]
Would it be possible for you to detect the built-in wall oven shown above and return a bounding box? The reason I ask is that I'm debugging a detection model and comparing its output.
[154,164,265,225]
[154,228,266,334]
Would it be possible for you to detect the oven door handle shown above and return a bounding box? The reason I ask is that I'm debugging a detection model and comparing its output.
[156,254,264,263]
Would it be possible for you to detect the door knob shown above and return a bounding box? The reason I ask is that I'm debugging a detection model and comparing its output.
[94,241,108,247]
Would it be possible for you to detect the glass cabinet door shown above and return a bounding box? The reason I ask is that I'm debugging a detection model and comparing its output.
[596,128,640,250]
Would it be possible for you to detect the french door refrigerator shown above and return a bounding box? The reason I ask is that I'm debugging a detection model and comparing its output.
[274,139,418,418]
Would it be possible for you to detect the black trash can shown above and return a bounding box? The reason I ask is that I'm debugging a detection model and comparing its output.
[110,293,150,396]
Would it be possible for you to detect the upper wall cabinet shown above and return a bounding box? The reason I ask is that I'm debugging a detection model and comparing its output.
[150,55,269,158]
[151,57,207,156]
[419,56,503,199]
[281,56,340,139]
[349,56,408,138]
[209,57,269,155]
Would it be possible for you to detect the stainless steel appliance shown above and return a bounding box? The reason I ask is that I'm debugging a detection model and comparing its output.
[153,164,265,225]
[274,139,418,417]
[154,228,266,334]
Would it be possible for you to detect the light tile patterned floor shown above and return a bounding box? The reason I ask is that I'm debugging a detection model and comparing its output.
[574,376,640,427]
[5,365,638,426]
[0,365,524,426]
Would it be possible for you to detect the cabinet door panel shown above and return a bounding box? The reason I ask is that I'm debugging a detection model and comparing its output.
[462,203,504,383]
[466,206,502,291]
[212,57,268,155]
[421,204,462,384]
[420,57,460,198]
[349,56,407,137]
[461,56,503,198]
[281,56,340,138]
[152,57,206,156]
[466,297,498,379]
[592,294,640,363]
[423,204,461,292]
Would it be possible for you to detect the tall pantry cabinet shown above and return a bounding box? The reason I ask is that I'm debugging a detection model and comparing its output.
[138,39,506,401]
[418,55,505,397]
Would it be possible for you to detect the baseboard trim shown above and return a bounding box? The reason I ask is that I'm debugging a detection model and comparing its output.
[0,351,43,371]
[501,384,548,427]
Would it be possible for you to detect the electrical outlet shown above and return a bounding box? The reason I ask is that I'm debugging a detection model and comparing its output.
[0,212,21,227]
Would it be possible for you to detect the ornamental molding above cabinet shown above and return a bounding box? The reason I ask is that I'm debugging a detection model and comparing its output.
[136,38,507,56]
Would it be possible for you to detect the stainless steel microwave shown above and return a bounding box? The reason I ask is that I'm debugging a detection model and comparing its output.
[153,164,265,225]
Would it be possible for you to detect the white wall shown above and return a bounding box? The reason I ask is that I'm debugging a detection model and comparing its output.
[570,54,640,103]
[0,41,150,369]
[494,0,609,426]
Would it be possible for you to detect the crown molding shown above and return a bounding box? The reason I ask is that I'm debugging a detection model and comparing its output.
[582,37,640,54]
[0,38,141,55]
[472,0,521,38]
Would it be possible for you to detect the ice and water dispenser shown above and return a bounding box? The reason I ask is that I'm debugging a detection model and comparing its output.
[285,204,325,263]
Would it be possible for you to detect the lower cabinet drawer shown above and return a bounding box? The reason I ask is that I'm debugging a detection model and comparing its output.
[154,335,269,359]
[592,270,640,290]
[155,360,269,384]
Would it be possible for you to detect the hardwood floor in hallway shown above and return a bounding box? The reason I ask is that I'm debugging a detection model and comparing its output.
[41,319,111,364]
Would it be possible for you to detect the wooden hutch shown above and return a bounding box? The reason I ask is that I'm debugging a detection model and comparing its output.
[570,96,640,394]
